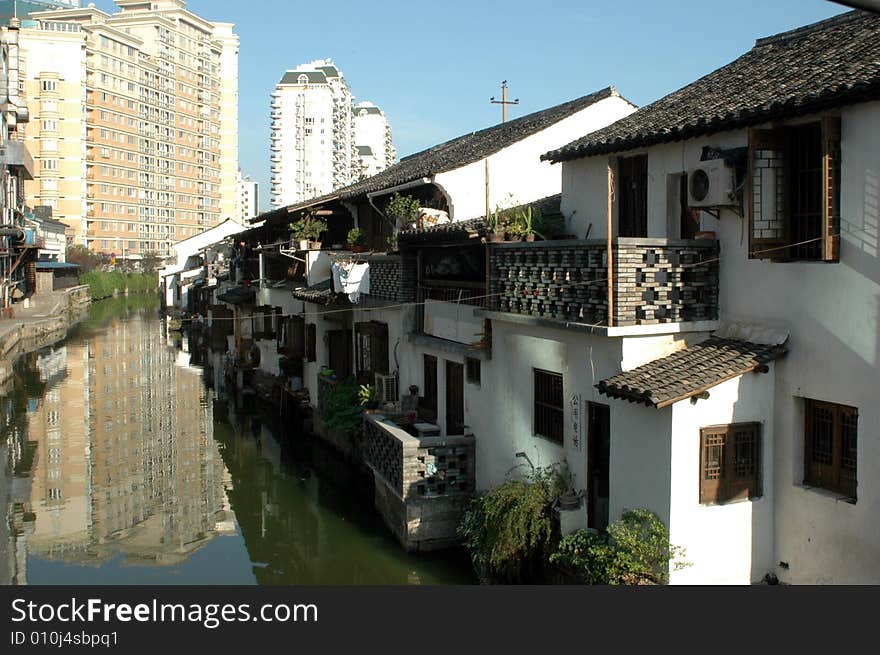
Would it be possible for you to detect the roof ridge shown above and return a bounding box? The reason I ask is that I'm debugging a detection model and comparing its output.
[754,9,864,48]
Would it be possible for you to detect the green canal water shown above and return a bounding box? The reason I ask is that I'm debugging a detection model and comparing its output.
[0,297,475,585]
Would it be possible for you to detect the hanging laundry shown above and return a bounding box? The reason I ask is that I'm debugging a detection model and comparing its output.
[331,261,371,303]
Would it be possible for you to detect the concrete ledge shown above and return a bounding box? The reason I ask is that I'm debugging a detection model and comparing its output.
[406,332,491,360]
[476,309,718,338]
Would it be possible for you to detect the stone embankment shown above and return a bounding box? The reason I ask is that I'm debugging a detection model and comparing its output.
[0,286,91,388]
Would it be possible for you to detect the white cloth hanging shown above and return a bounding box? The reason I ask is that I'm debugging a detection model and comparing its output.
[331,261,370,303]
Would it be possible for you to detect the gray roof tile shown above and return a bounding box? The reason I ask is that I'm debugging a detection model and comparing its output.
[544,11,880,162]
[596,337,787,408]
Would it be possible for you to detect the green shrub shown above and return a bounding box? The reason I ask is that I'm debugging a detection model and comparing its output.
[321,378,364,435]
[550,509,688,585]
[79,271,157,300]
[459,467,566,583]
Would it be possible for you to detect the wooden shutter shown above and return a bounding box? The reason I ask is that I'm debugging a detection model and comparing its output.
[805,400,857,499]
[821,116,841,262]
[700,423,761,504]
[748,128,788,259]
[285,315,305,357]
[420,355,438,422]
[305,324,317,362]
[618,154,648,238]
[445,361,465,435]
[355,321,389,382]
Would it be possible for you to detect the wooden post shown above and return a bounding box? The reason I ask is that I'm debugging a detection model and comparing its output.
[485,158,490,220]
[607,162,614,328]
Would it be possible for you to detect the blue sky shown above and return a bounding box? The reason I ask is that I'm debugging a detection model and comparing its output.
[90,0,847,211]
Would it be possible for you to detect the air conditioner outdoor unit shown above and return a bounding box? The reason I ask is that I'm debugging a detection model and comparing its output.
[687,158,737,208]
[375,372,399,404]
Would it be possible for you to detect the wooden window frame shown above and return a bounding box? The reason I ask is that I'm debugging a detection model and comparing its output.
[533,369,564,445]
[354,321,389,385]
[804,399,857,501]
[699,422,762,505]
[748,116,840,262]
[617,153,648,238]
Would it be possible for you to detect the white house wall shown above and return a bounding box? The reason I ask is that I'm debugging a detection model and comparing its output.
[668,371,776,585]
[435,95,636,222]
[560,100,880,583]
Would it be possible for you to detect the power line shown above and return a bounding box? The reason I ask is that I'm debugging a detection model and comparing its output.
[196,233,835,322]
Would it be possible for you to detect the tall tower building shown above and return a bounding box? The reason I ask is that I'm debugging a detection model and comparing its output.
[270,58,357,208]
[237,172,258,222]
[19,0,239,258]
[353,101,395,180]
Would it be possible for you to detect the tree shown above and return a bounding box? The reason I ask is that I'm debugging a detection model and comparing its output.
[140,251,163,273]
[66,245,103,273]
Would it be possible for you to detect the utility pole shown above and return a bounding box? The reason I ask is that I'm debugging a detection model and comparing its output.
[490,80,519,123]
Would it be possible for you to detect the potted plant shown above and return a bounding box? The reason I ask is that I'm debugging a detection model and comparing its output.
[347,227,368,253]
[487,207,508,242]
[289,217,327,250]
[385,192,421,230]
[358,383,380,410]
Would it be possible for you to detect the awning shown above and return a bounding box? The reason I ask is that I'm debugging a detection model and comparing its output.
[217,286,256,306]
[290,278,341,305]
[596,334,788,409]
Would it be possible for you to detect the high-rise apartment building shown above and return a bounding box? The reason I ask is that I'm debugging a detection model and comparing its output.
[353,101,395,180]
[270,59,395,208]
[237,171,257,222]
[19,0,239,258]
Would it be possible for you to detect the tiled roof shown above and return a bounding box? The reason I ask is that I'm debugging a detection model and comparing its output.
[596,337,787,409]
[397,194,562,243]
[291,278,340,305]
[544,11,880,162]
[272,88,621,219]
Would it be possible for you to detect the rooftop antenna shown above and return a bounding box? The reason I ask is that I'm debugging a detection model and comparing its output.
[490,80,519,123]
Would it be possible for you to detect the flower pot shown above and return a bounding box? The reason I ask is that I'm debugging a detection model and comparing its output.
[487,232,506,243]
[525,234,536,242]
[350,244,366,253]
[298,239,310,250]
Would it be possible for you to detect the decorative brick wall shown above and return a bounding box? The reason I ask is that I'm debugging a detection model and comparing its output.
[329,253,416,303]
[752,149,786,240]
[362,415,475,499]
[489,239,719,327]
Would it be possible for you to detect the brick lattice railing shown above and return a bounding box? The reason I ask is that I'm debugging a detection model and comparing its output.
[489,238,719,327]
[362,415,475,500]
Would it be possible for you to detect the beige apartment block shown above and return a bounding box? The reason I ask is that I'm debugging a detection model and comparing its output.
[20,0,239,258]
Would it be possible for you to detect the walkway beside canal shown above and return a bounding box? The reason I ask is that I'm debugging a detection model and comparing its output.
[0,286,91,388]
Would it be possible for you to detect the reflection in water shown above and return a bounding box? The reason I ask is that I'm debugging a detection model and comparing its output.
[1,297,473,585]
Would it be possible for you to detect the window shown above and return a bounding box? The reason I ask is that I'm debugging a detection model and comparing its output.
[533,369,564,444]
[355,321,389,385]
[41,79,57,93]
[617,154,648,238]
[749,117,840,262]
[804,399,857,500]
[42,159,58,172]
[465,357,481,385]
[699,423,762,504]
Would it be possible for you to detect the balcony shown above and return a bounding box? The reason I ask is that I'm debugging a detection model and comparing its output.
[362,413,475,551]
[485,238,719,333]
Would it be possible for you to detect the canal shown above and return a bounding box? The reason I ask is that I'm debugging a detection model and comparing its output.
[0,297,475,585]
